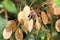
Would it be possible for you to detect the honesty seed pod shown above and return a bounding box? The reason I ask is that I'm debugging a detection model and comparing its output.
[52,4,60,15]
[28,19,33,32]
[17,11,24,24]
[15,28,23,40]
[24,17,29,34]
[23,6,30,17]
[55,19,60,32]
[35,18,41,35]
[41,11,48,25]
[6,20,17,32]
[3,26,12,39]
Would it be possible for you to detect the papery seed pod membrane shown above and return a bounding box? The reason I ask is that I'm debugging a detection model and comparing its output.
[6,20,17,32]
[41,11,48,25]
[35,18,41,35]
[24,17,29,34]
[23,6,30,17]
[3,27,12,39]
[28,19,33,32]
[52,4,60,15]
[55,19,60,32]
[46,33,51,40]
[15,28,23,40]
[17,11,24,24]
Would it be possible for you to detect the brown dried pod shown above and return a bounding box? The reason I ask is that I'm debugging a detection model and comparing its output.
[46,33,51,40]
[28,19,33,32]
[6,20,17,32]
[17,11,24,24]
[23,6,30,17]
[3,26,12,39]
[15,28,23,40]
[24,17,29,34]
[52,4,60,15]
[55,19,60,32]
[35,18,41,35]
[41,11,48,25]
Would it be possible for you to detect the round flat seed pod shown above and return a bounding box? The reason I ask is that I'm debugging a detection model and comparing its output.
[35,18,41,35]
[41,11,48,25]
[28,19,33,32]
[52,4,60,15]
[17,11,24,24]
[15,28,23,40]
[6,20,17,32]
[3,27,12,39]
[55,19,60,32]
[23,6,30,17]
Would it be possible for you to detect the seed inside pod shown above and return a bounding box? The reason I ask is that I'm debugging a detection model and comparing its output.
[6,20,17,32]
[55,19,60,32]
[23,6,30,17]
[17,11,24,24]
[15,28,23,40]
[3,27,12,39]
[41,11,48,25]
[28,19,33,32]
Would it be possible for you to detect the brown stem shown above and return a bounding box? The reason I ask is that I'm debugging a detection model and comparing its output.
[4,9,8,20]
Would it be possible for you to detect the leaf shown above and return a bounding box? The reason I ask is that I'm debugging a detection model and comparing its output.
[0,15,7,31]
[0,15,7,39]
[53,0,60,7]
[2,0,17,13]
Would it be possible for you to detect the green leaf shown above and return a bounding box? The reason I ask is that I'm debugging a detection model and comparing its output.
[53,0,60,7]
[2,0,17,13]
[0,15,7,39]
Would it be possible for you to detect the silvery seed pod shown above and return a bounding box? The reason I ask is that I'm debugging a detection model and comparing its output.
[55,19,60,32]
[23,6,30,17]
[15,28,23,40]
[41,11,48,25]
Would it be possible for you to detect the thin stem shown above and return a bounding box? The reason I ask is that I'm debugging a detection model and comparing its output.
[4,9,8,20]
[30,0,37,7]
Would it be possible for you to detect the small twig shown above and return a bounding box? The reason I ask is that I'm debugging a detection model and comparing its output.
[30,0,37,7]
[4,9,8,20]
[19,0,22,11]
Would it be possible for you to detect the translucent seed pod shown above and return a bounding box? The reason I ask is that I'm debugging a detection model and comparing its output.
[41,11,48,25]
[28,19,33,32]
[55,19,60,32]
[23,6,30,17]
[6,20,17,32]
[17,11,24,24]
[35,18,41,35]
[15,28,23,40]
[3,26,12,39]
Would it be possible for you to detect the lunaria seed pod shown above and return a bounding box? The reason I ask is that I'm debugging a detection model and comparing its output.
[3,26,12,39]
[55,19,60,32]
[3,20,17,39]
[52,4,60,15]
[6,20,17,32]
[23,6,30,17]
[41,11,48,25]
[24,17,29,34]
[15,28,23,40]
[28,19,33,32]
[35,18,41,35]
[17,11,24,24]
